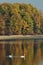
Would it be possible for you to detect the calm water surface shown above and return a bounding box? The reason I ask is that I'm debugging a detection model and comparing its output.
[0,39,43,65]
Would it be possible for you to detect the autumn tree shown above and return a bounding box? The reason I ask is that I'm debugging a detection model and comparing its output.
[0,3,43,35]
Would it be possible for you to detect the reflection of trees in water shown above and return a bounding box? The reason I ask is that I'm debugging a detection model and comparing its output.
[0,43,5,65]
[34,40,41,65]
[40,40,43,59]
[0,40,43,65]
[34,39,38,58]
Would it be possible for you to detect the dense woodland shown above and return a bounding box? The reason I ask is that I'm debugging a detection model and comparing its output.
[0,3,43,35]
[0,3,43,65]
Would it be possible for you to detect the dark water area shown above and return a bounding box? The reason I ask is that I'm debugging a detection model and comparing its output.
[0,39,43,65]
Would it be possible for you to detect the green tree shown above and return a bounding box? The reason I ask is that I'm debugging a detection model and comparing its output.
[40,18,43,34]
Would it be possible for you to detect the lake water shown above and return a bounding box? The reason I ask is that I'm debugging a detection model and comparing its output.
[0,39,43,65]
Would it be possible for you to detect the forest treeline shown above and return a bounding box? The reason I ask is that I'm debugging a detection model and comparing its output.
[0,3,43,35]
